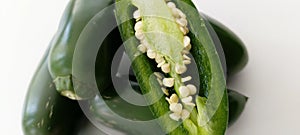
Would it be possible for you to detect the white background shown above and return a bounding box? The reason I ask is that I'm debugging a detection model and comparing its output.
[1,0,300,134]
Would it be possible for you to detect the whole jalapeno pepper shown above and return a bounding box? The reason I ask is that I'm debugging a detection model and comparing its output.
[205,15,249,76]
[22,48,83,135]
[48,0,117,100]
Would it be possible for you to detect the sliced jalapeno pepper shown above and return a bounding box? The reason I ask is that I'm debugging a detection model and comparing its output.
[115,0,228,134]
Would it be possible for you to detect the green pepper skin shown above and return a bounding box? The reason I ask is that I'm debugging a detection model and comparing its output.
[73,115,107,135]
[227,89,248,126]
[205,15,249,76]
[48,0,114,99]
[22,48,83,135]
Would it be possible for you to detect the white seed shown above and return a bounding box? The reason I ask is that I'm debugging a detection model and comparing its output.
[183,54,191,60]
[181,76,192,82]
[166,97,172,104]
[185,102,196,107]
[169,113,181,121]
[141,40,150,48]
[167,2,176,9]
[182,50,190,55]
[133,10,141,20]
[154,72,163,79]
[181,96,193,103]
[187,84,197,95]
[170,94,179,103]
[184,27,189,34]
[176,18,188,27]
[183,36,191,48]
[137,44,147,53]
[180,27,188,35]
[156,58,164,64]
[135,31,144,40]
[185,44,192,51]
[134,21,143,31]
[169,103,183,113]
[161,63,171,73]
[155,55,164,63]
[163,78,175,87]
[157,60,166,68]
[176,9,186,19]
[161,87,169,96]
[175,64,187,74]
[183,60,191,65]
[179,86,190,98]
[166,97,171,104]
[147,50,156,59]
[181,109,190,120]
[171,8,180,18]
[157,78,163,86]
[155,54,163,63]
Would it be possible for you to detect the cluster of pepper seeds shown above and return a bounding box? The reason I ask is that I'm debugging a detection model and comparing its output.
[133,1,197,121]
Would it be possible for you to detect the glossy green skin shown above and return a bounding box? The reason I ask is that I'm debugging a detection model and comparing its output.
[228,89,248,126]
[74,116,107,135]
[48,0,114,99]
[201,14,228,78]
[205,15,249,76]
[22,48,83,135]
